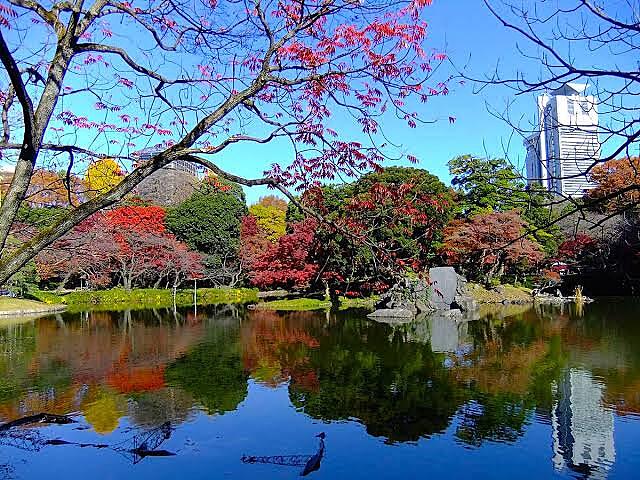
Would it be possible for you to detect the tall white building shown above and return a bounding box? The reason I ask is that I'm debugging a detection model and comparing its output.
[525,83,600,197]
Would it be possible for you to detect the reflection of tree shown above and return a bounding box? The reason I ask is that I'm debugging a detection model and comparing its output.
[128,388,194,427]
[566,301,640,416]
[289,316,467,443]
[455,394,531,446]
[241,310,322,388]
[451,314,568,446]
[165,323,248,415]
[83,388,127,435]
[0,320,74,415]
[0,322,37,404]
[0,308,209,421]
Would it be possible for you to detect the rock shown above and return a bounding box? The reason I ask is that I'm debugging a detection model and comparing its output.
[428,267,459,310]
[453,294,478,313]
[493,285,507,295]
[373,268,478,319]
[375,277,433,315]
[367,308,416,319]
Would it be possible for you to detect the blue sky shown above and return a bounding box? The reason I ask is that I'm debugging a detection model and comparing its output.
[224,0,547,203]
[4,0,631,205]
[230,0,636,203]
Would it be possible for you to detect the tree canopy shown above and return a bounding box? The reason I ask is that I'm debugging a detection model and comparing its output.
[0,0,450,285]
[449,155,560,254]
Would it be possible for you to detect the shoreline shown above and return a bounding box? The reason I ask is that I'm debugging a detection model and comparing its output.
[0,303,67,317]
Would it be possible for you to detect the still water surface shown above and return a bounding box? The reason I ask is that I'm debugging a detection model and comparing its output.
[1,300,639,479]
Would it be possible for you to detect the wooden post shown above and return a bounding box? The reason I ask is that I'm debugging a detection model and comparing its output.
[193,279,197,318]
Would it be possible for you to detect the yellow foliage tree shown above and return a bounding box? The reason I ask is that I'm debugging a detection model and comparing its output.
[248,203,286,242]
[85,159,123,198]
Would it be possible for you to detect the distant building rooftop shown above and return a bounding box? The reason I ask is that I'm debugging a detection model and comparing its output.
[131,146,205,178]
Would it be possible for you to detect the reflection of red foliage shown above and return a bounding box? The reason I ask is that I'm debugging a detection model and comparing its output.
[290,369,320,393]
[241,310,321,388]
[107,366,166,393]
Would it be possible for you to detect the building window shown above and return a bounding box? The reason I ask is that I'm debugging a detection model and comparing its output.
[579,100,590,113]
[567,100,574,116]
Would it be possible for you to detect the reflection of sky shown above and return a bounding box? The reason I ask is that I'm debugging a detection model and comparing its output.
[4,379,640,479]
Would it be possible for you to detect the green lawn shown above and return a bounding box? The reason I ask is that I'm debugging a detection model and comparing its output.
[0,297,57,312]
[28,287,259,312]
[256,296,377,311]
[256,298,332,311]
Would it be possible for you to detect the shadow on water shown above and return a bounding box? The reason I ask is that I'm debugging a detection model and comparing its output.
[0,413,175,464]
[241,432,325,477]
[0,299,639,478]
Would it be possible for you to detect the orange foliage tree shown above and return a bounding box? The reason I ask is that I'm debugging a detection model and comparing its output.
[441,211,544,284]
[589,157,640,212]
[26,169,82,207]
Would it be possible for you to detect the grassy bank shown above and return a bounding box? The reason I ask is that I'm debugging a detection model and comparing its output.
[256,296,377,311]
[0,297,66,315]
[29,287,258,312]
[467,283,533,304]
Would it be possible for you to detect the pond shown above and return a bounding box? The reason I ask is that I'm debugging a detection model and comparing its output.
[1,300,639,479]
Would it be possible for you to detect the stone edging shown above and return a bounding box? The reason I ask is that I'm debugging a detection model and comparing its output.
[0,304,67,316]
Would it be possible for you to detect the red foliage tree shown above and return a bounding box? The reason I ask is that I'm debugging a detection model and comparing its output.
[293,167,454,296]
[239,215,273,272]
[556,233,602,273]
[441,211,544,284]
[37,206,202,289]
[249,218,319,291]
[36,213,118,287]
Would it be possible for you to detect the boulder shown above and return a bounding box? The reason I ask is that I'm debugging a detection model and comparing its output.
[374,277,433,315]
[427,267,458,310]
[371,268,478,319]
[454,294,478,312]
[367,308,415,319]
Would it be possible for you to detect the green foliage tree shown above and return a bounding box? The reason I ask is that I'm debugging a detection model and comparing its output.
[303,167,455,296]
[448,155,560,254]
[166,181,247,284]
[6,260,39,296]
[16,206,67,230]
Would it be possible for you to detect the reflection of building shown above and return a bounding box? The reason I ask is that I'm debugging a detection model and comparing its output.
[552,368,615,479]
[525,83,600,197]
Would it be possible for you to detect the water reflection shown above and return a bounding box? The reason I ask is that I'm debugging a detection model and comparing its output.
[553,369,615,478]
[0,300,639,478]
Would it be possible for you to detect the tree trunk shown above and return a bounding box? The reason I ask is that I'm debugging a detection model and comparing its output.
[0,38,74,253]
[122,274,132,292]
[56,271,73,292]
